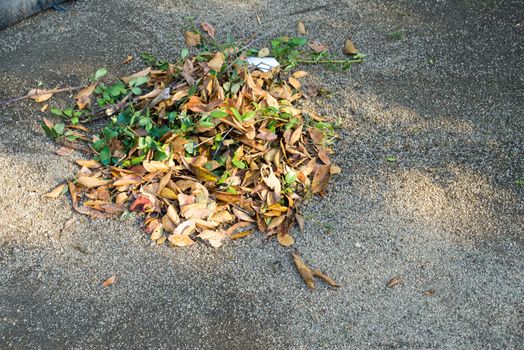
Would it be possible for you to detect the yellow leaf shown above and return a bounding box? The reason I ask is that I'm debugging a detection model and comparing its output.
[258,47,270,58]
[28,89,54,102]
[277,233,294,246]
[76,159,101,168]
[143,160,170,173]
[76,176,111,189]
[292,71,309,79]
[75,84,97,110]
[330,165,342,175]
[168,234,195,247]
[288,76,301,90]
[159,187,178,200]
[44,184,66,199]
[150,225,164,240]
[230,229,253,240]
[190,165,218,183]
[207,52,224,72]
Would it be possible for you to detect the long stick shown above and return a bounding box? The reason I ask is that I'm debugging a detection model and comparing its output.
[0,86,84,106]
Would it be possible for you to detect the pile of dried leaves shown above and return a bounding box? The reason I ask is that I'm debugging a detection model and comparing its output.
[37,29,347,249]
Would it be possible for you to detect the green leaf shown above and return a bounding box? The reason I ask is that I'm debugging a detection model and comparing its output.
[94,68,107,81]
[199,120,215,128]
[232,158,246,169]
[50,108,62,116]
[130,76,148,87]
[242,111,256,121]
[285,171,297,184]
[54,123,65,134]
[290,37,307,46]
[209,110,228,119]
[386,156,398,162]
[181,48,189,59]
[131,87,142,95]
[230,107,242,122]
[100,146,111,165]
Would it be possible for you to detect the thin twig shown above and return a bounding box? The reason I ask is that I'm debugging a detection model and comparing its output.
[0,85,84,106]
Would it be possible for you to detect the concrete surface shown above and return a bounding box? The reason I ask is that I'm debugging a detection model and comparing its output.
[0,0,523,349]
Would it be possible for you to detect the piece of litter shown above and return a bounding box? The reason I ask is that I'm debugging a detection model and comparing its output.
[246,57,280,72]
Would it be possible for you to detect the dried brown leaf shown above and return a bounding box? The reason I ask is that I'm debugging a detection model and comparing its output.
[197,229,227,248]
[311,165,331,194]
[201,22,216,37]
[207,52,224,72]
[56,147,74,156]
[184,31,201,47]
[101,275,116,287]
[292,252,315,289]
[75,84,97,110]
[28,89,54,102]
[76,159,101,168]
[77,176,111,189]
[44,184,66,199]
[343,39,358,55]
[297,21,306,35]
[308,40,328,53]
[312,270,339,288]
[277,233,294,246]
[387,277,403,288]
[168,234,195,247]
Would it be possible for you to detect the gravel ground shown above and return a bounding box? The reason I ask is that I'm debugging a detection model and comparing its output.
[0,0,523,349]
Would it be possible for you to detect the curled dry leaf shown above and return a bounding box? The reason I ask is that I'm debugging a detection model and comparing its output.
[76,159,101,168]
[311,165,331,194]
[75,84,97,110]
[101,275,116,287]
[258,47,270,58]
[168,234,195,247]
[292,252,315,289]
[44,184,66,199]
[387,277,403,288]
[277,233,294,246]
[292,71,309,79]
[312,270,339,288]
[123,55,134,64]
[207,52,224,72]
[308,41,328,53]
[201,22,216,37]
[56,147,74,156]
[297,21,306,35]
[197,229,227,248]
[343,39,358,55]
[77,176,111,189]
[230,229,253,240]
[184,31,201,47]
[28,89,54,102]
